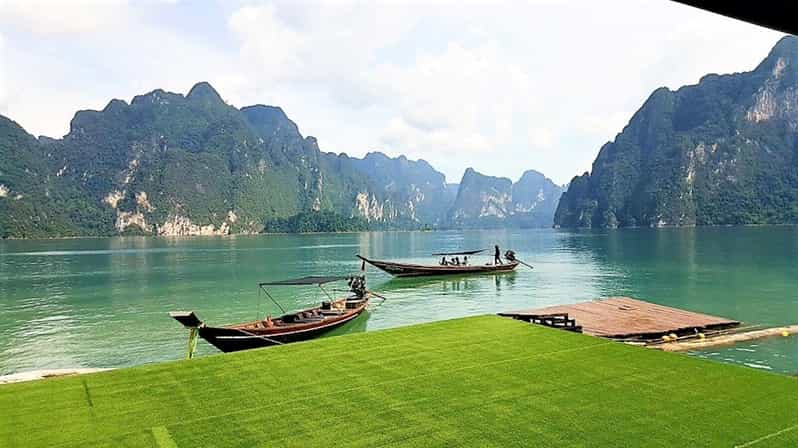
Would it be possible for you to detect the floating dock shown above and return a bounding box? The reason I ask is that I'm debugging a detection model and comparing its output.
[499,297,740,340]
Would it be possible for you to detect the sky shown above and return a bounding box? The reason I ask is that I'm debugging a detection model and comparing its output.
[0,0,784,185]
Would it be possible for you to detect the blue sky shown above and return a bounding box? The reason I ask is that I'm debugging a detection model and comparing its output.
[0,0,783,185]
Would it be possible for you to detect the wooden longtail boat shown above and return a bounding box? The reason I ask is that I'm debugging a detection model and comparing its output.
[357,254,519,277]
[170,275,371,355]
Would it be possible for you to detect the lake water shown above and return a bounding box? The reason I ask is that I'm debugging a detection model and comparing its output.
[1,227,797,375]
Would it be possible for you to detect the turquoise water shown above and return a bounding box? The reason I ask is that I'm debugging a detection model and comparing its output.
[1,228,796,375]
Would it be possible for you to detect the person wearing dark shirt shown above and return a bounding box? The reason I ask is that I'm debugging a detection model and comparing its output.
[494,245,503,264]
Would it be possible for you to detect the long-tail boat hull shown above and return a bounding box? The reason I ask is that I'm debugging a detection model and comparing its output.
[171,297,369,353]
[358,255,519,277]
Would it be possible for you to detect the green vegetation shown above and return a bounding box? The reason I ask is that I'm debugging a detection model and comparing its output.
[263,211,371,233]
[0,116,111,238]
[555,36,798,228]
[0,84,458,238]
[2,316,797,447]
[1,81,565,238]
[262,210,424,233]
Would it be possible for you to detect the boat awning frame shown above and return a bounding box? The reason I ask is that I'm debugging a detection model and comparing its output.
[258,275,350,286]
[431,249,486,256]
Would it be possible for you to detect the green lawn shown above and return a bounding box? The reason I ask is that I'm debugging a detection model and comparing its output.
[1,315,797,447]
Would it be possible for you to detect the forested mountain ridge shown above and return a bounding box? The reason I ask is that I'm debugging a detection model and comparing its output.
[0,83,447,237]
[0,115,109,238]
[555,36,798,228]
[448,168,564,228]
[0,82,558,237]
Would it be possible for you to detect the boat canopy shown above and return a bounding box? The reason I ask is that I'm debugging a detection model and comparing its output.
[431,249,486,256]
[259,275,350,286]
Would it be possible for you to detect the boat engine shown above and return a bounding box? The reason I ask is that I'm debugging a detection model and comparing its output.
[348,275,367,299]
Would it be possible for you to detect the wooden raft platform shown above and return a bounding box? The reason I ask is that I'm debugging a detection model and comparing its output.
[499,297,740,340]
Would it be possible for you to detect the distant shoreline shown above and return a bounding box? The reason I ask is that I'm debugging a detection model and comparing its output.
[2,224,795,242]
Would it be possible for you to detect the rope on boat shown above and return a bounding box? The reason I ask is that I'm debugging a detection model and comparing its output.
[256,286,261,322]
[259,284,287,314]
[236,328,285,345]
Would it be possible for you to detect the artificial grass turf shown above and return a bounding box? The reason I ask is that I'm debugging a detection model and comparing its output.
[1,315,797,447]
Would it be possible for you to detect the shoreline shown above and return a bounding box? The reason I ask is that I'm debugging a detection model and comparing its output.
[0,368,112,385]
[2,224,796,242]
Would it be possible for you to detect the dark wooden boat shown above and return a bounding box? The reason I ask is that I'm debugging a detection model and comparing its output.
[357,255,519,277]
[170,275,371,354]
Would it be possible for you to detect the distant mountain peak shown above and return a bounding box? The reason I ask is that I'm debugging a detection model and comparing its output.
[130,88,182,106]
[0,114,23,129]
[0,80,564,237]
[518,169,545,181]
[449,166,562,226]
[187,81,224,104]
[770,35,798,55]
[364,151,390,160]
[243,104,288,117]
[241,104,301,139]
[461,168,512,184]
[747,35,798,80]
[102,99,128,113]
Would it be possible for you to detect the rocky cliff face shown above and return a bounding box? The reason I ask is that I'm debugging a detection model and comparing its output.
[555,36,798,228]
[511,170,566,227]
[0,83,446,237]
[51,83,290,236]
[448,168,564,228]
[347,152,453,224]
[0,82,562,237]
[0,82,468,237]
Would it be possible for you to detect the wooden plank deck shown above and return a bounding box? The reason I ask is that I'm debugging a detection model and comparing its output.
[499,297,740,340]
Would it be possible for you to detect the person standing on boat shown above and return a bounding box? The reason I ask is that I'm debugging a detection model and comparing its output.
[494,245,503,264]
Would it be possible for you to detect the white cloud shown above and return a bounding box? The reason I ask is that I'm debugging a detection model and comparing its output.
[373,42,534,156]
[0,0,786,183]
[528,127,554,150]
[223,0,783,183]
[1,1,234,137]
[0,0,129,35]
[228,4,306,84]
[227,1,417,105]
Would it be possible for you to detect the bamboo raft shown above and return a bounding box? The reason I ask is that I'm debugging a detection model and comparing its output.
[657,325,798,352]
